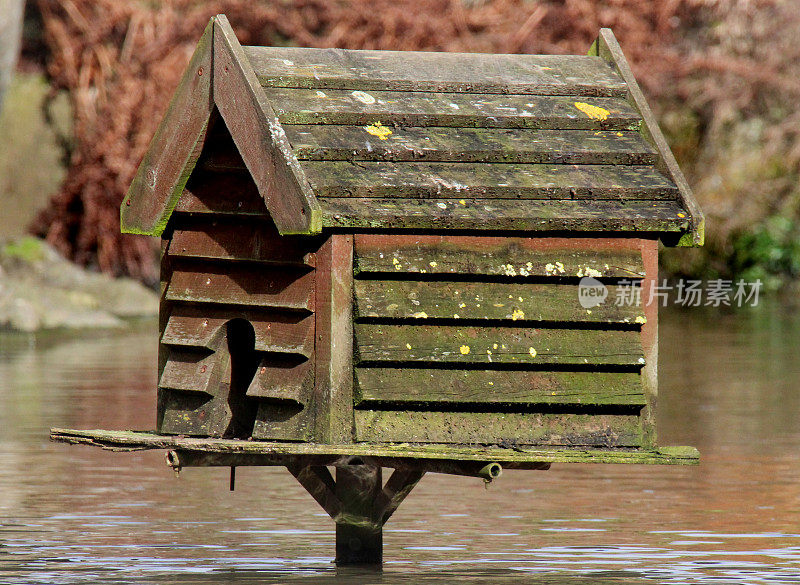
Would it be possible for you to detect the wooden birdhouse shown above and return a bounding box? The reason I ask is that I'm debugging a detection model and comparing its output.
[53,14,702,565]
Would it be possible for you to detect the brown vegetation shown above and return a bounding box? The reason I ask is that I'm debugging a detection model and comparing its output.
[28,0,800,284]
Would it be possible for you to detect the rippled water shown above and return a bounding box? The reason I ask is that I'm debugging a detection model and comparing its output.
[1,302,799,584]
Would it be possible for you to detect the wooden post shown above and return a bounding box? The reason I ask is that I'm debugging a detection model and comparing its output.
[335,463,383,565]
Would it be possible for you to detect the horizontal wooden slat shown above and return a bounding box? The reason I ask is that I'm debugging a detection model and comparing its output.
[160,391,227,437]
[247,357,313,406]
[253,402,310,442]
[245,46,628,96]
[354,410,642,446]
[354,324,643,366]
[166,264,314,311]
[355,369,646,407]
[286,126,657,164]
[354,235,645,278]
[169,222,316,266]
[162,305,314,356]
[321,197,690,233]
[159,349,217,395]
[304,162,676,200]
[268,88,640,130]
[354,280,643,324]
[174,172,268,215]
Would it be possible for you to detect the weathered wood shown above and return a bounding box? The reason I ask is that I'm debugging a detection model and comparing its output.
[287,125,657,164]
[335,464,383,565]
[639,238,659,449]
[121,19,213,236]
[303,161,677,200]
[590,29,703,246]
[354,369,646,407]
[165,263,314,310]
[288,465,341,519]
[269,88,641,130]
[354,280,644,324]
[354,235,645,278]
[320,197,690,233]
[247,357,313,405]
[50,428,700,465]
[375,468,426,524]
[354,324,644,366]
[213,16,322,235]
[161,305,314,356]
[159,319,262,438]
[354,411,642,447]
[160,391,230,437]
[159,348,218,395]
[253,402,311,442]
[244,46,628,96]
[313,235,355,444]
[169,221,317,266]
[174,171,268,216]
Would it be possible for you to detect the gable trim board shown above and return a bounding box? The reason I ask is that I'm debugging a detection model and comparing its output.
[121,17,702,246]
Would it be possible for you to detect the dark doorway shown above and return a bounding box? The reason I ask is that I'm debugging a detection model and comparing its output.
[223,318,260,439]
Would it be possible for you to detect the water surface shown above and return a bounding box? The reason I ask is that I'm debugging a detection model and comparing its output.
[1,303,799,584]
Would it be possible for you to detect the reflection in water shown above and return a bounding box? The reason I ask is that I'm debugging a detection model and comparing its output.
[1,303,800,584]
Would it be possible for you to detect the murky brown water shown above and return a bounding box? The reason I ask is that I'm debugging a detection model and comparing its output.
[1,302,799,584]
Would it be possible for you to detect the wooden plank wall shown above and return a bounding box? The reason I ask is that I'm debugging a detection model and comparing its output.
[351,234,654,448]
[157,117,320,440]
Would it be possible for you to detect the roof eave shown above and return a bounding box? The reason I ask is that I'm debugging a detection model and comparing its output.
[121,15,322,238]
[589,28,704,247]
[121,18,214,236]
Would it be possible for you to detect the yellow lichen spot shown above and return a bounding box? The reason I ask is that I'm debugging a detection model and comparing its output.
[545,262,555,275]
[616,131,623,136]
[460,345,471,355]
[429,261,438,268]
[493,343,498,349]
[511,308,525,321]
[677,212,686,218]
[503,264,517,276]
[488,381,494,386]
[413,311,428,319]
[528,347,537,357]
[459,199,466,205]
[406,343,412,350]
[392,257,401,270]
[365,121,393,140]
[458,302,466,309]
[574,102,610,121]
[453,314,460,319]
[555,261,565,273]
[493,303,505,308]
[635,315,647,324]
[518,296,524,302]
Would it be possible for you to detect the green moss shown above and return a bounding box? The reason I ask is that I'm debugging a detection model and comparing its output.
[730,216,800,291]
[2,236,46,263]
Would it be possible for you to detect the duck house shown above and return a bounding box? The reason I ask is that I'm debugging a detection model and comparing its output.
[52,15,702,565]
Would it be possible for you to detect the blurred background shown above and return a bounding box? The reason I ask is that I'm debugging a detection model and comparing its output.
[2,0,800,294]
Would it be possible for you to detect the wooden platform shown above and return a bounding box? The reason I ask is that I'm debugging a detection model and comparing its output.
[50,428,698,468]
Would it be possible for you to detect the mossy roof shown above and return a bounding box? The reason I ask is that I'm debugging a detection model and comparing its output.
[121,15,703,246]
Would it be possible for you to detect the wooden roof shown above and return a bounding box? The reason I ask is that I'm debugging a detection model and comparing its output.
[121,15,703,246]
